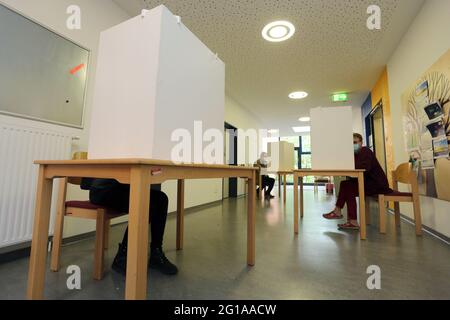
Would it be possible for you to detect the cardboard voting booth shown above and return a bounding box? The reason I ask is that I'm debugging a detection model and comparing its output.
[310,106,355,170]
[88,5,225,163]
[268,141,295,172]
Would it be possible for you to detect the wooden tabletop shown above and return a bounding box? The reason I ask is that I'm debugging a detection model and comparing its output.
[34,158,258,171]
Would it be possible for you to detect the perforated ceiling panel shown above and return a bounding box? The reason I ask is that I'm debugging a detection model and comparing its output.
[113,0,424,134]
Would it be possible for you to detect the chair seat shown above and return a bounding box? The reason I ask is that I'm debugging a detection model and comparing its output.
[66,200,106,210]
[387,190,413,197]
[367,191,413,199]
[65,201,124,217]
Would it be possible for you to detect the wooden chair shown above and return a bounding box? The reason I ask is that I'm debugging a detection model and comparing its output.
[50,152,127,280]
[313,176,331,194]
[378,163,422,236]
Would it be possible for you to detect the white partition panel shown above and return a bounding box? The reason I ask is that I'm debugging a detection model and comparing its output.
[268,141,295,172]
[88,5,225,162]
[310,106,355,170]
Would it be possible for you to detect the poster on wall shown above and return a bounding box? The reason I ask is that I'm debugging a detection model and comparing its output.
[401,49,450,202]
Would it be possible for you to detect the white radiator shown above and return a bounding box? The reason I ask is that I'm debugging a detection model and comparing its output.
[0,123,72,248]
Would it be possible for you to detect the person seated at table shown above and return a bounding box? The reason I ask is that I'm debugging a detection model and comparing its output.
[81,178,178,275]
[322,133,393,230]
[255,152,275,199]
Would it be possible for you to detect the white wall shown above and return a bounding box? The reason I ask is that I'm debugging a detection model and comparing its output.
[162,95,263,210]
[387,0,450,237]
[352,106,363,136]
[0,0,131,238]
[225,95,265,132]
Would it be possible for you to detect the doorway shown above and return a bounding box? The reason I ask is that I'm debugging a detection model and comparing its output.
[368,101,387,172]
[223,122,238,198]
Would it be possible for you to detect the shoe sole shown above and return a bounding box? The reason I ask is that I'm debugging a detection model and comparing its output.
[149,264,178,275]
[112,263,178,276]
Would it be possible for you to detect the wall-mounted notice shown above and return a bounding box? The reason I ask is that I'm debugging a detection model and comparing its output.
[402,49,450,201]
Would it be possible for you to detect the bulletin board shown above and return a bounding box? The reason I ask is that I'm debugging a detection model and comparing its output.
[0,3,89,128]
[402,49,450,201]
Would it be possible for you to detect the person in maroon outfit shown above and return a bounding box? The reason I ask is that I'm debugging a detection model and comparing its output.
[323,133,392,230]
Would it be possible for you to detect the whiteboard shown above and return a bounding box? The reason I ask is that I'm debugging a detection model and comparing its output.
[0,3,89,128]
[310,106,355,170]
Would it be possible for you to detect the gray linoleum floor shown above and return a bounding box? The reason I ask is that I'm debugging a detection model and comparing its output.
[1,186,450,300]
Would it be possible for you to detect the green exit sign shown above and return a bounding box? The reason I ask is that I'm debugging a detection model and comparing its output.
[332,93,348,102]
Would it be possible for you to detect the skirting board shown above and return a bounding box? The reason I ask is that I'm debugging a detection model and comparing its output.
[387,208,450,245]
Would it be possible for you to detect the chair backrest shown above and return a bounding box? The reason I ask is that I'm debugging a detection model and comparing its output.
[68,152,88,185]
[392,163,420,196]
[393,163,413,185]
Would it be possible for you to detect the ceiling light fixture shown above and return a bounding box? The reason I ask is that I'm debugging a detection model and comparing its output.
[293,126,311,133]
[289,91,308,100]
[298,117,311,122]
[262,21,295,42]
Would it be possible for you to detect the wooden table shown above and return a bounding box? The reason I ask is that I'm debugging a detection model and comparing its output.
[293,169,367,240]
[27,159,257,300]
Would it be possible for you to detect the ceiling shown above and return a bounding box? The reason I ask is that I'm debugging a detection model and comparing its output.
[112,0,424,135]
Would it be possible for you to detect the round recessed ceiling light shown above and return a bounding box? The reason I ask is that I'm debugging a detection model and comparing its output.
[299,117,311,122]
[289,91,308,100]
[262,21,295,42]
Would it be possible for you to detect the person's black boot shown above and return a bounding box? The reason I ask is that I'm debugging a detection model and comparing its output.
[111,243,127,276]
[149,247,178,275]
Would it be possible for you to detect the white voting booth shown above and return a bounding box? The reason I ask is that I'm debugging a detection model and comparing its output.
[88,5,225,163]
[268,141,295,172]
[310,106,355,170]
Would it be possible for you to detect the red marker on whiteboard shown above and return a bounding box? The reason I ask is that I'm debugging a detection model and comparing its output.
[70,63,85,75]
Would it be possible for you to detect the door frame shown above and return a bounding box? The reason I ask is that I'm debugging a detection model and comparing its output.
[369,100,388,172]
[224,122,238,198]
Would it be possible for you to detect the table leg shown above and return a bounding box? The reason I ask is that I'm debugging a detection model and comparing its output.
[27,165,53,300]
[283,174,287,204]
[125,166,150,300]
[294,174,299,234]
[176,179,185,250]
[278,174,281,197]
[259,174,262,199]
[358,173,366,240]
[247,172,256,266]
[300,176,304,218]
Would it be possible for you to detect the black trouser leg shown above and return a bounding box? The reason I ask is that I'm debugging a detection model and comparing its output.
[121,190,168,249]
[90,185,169,250]
[262,176,275,195]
